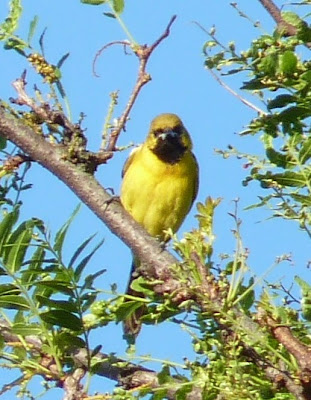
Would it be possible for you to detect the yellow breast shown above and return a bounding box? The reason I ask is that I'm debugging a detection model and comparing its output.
[120,144,198,240]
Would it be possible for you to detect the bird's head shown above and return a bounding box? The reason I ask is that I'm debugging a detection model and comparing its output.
[146,113,192,164]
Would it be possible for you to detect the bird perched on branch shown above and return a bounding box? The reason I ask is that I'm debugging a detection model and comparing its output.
[120,113,199,339]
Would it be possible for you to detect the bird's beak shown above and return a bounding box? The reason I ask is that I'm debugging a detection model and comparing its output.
[158,130,178,141]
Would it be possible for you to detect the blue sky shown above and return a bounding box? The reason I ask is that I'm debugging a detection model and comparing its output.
[0,0,309,397]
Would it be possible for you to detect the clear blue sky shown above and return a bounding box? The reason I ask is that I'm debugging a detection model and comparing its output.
[0,1,309,397]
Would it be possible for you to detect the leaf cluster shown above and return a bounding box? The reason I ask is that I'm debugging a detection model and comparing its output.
[0,205,105,392]
[204,8,311,234]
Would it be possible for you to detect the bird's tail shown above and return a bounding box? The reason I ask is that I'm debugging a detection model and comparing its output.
[123,258,147,341]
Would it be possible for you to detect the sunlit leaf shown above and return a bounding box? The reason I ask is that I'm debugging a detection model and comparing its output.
[299,138,311,164]
[11,323,42,336]
[279,51,297,75]
[21,245,45,285]
[271,171,309,188]
[0,208,19,256]
[291,193,311,207]
[4,219,36,273]
[112,0,124,14]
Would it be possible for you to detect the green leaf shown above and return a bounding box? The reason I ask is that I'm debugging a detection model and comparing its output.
[54,205,80,256]
[11,323,42,336]
[73,238,104,281]
[81,0,106,4]
[278,106,310,123]
[157,365,171,385]
[33,280,75,296]
[57,52,70,69]
[0,295,30,310]
[4,219,36,273]
[267,94,296,110]
[295,276,311,321]
[27,15,38,43]
[103,12,116,18]
[0,136,7,150]
[54,331,85,350]
[291,193,311,207]
[279,51,297,75]
[40,309,82,330]
[0,283,20,295]
[21,245,45,285]
[0,0,23,41]
[265,148,292,169]
[112,0,124,14]
[130,276,155,297]
[241,79,267,90]
[301,70,311,83]
[115,299,143,322]
[271,171,309,188]
[0,208,19,256]
[260,54,278,75]
[281,11,303,28]
[36,295,78,313]
[69,233,97,268]
[82,268,106,290]
[299,138,311,164]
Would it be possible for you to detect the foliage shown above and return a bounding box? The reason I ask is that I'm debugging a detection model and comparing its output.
[204,8,311,235]
[0,201,105,395]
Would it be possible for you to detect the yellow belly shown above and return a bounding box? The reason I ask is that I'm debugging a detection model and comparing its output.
[120,145,197,240]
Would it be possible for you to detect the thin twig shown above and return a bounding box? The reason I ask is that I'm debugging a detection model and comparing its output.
[208,69,266,115]
[92,40,131,78]
[11,72,79,135]
[104,15,177,152]
[2,154,32,172]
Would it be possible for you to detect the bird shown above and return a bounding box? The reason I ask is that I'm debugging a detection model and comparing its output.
[120,113,199,339]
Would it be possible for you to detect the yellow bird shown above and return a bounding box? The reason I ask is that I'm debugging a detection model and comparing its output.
[120,113,199,338]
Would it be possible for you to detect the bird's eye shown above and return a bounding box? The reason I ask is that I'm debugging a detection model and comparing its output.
[173,125,182,135]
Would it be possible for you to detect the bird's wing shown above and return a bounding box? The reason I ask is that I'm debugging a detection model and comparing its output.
[191,152,200,205]
[121,145,142,178]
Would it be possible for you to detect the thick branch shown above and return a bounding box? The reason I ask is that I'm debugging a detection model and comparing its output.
[1,108,310,399]
[0,108,180,290]
[258,0,297,35]
[265,315,311,374]
[0,319,202,400]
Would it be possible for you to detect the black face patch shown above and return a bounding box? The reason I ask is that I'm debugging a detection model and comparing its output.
[153,125,183,138]
[152,129,187,164]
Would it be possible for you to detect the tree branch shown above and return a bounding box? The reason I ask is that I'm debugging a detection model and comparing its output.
[0,107,181,290]
[258,0,297,35]
[1,108,310,399]
[94,15,177,152]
